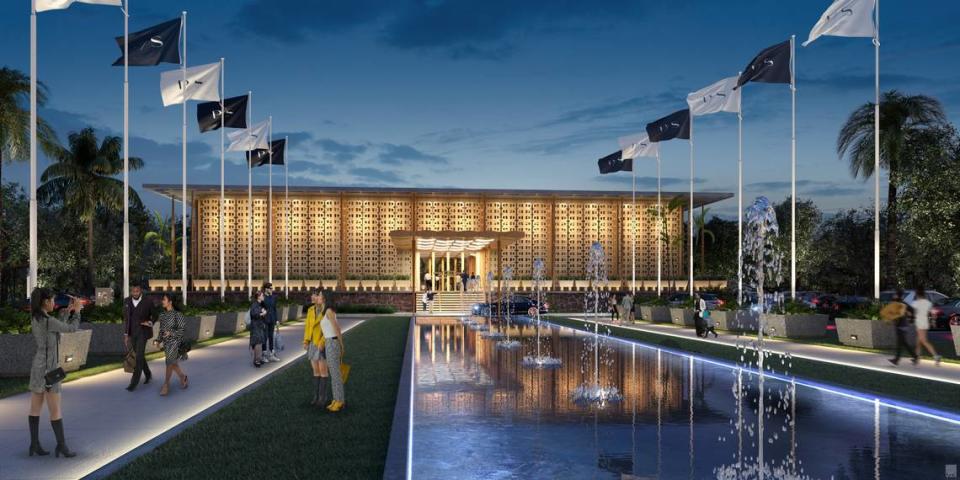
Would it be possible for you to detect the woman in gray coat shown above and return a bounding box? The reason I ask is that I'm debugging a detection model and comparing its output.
[27,287,82,458]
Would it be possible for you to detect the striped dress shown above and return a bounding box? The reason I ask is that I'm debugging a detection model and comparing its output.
[158,310,186,365]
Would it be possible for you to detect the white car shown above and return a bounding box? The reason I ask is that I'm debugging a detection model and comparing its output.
[879,289,948,305]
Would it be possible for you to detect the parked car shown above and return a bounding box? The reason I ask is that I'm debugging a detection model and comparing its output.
[796,291,823,308]
[879,289,948,305]
[472,296,548,317]
[54,293,94,310]
[930,298,960,330]
[667,292,723,309]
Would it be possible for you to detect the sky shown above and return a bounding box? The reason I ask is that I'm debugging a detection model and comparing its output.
[1,0,959,219]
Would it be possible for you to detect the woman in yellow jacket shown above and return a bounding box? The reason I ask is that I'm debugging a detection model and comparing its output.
[303,291,330,407]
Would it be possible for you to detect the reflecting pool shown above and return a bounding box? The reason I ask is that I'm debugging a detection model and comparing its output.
[410,317,960,479]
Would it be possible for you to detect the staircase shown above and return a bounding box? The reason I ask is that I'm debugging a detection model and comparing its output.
[416,291,486,314]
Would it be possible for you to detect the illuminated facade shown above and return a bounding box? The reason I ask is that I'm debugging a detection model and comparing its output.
[145,184,730,292]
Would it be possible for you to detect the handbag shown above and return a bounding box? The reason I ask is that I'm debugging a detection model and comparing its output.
[178,340,193,361]
[340,362,351,384]
[43,317,66,389]
[123,348,136,373]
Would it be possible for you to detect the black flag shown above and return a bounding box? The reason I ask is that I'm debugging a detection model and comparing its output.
[248,139,286,167]
[646,109,691,142]
[598,150,632,174]
[112,18,181,66]
[736,39,792,87]
[197,95,249,133]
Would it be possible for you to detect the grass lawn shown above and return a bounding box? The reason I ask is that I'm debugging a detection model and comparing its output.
[108,315,410,480]
[548,317,960,413]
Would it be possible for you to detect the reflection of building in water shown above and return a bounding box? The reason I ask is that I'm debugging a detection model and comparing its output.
[414,318,686,419]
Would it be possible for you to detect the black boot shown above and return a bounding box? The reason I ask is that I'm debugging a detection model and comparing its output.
[51,419,76,458]
[28,416,49,456]
[311,376,321,406]
[317,376,331,409]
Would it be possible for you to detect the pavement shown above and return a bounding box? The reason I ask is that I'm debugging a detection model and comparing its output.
[0,317,367,480]
[562,315,960,386]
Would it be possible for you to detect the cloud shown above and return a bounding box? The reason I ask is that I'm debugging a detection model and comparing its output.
[539,92,681,128]
[274,131,315,149]
[377,143,447,165]
[289,165,341,184]
[193,162,212,171]
[231,0,392,42]
[596,175,706,188]
[799,72,932,91]
[315,138,369,162]
[349,166,404,185]
[746,179,869,198]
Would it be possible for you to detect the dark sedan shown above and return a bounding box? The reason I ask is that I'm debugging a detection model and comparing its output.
[472,296,548,317]
[931,298,960,330]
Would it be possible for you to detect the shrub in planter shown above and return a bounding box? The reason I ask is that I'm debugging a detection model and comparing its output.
[670,307,696,327]
[835,303,894,349]
[215,311,247,336]
[183,315,217,342]
[637,297,670,322]
[712,310,759,332]
[761,300,828,338]
[0,329,93,377]
[81,321,127,355]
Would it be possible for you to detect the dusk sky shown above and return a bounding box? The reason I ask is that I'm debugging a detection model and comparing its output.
[2,0,959,219]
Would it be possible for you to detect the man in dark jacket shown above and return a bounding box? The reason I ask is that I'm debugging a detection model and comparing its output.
[887,289,918,366]
[124,285,155,391]
[262,283,279,362]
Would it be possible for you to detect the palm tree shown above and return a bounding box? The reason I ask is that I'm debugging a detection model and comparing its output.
[0,67,59,303]
[38,128,143,292]
[837,90,946,287]
[694,207,715,275]
[647,196,685,291]
[144,210,181,275]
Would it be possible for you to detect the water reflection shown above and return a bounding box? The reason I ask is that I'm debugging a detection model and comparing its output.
[411,317,960,480]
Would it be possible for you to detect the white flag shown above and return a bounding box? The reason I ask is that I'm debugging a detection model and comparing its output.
[802,0,876,47]
[618,132,658,159]
[686,76,740,116]
[227,120,269,152]
[160,62,221,107]
[35,0,122,12]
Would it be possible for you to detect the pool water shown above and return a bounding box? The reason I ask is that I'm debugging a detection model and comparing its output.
[410,317,960,479]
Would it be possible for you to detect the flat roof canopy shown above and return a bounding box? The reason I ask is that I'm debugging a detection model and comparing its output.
[390,230,524,253]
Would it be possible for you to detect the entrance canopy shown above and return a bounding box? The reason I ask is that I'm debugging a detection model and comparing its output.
[390,230,524,253]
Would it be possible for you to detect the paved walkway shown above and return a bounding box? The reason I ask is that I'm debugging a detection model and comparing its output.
[562,316,960,386]
[0,317,367,480]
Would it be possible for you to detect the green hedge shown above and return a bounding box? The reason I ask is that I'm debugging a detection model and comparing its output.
[0,307,31,334]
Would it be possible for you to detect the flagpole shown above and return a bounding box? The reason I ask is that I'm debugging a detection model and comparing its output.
[873,0,881,300]
[180,10,188,306]
[789,34,797,300]
[737,72,744,306]
[631,166,636,295]
[123,0,130,300]
[247,91,253,297]
[268,116,273,284]
[29,0,37,296]
[656,150,662,296]
[219,57,225,302]
[284,135,289,299]
[689,113,694,297]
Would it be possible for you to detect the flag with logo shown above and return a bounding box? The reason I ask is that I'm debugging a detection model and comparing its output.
[598,150,632,174]
[803,0,876,47]
[227,120,269,152]
[646,109,691,142]
[112,18,182,66]
[247,139,286,167]
[35,0,121,11]
[687,76,740,116]
[197,95,248,133]
[736,40,792,87]
[618,132,658,159]
[160,62,221,107]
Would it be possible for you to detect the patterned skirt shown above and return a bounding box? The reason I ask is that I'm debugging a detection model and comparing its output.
[307,342,325,361]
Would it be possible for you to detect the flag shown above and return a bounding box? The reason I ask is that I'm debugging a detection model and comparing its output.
[112,18,182,67]
[598,150,632,174]
[736,40,792,87]
[227,120,269,152]
[160,62,221,107]
[618,132,658,159]
[646,109,691,142]
[803,0,876,47]
[197,95,248,133]
[247,139,286,167]
[36,0,121,12]
[687,76,741,116]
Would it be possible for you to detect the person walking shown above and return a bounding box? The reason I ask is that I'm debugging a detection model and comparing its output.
[609,294,619,323]
[621,292,634,323]
[911,287,942,366]
[27,288,82,458]
[249,290,268,367]
[693,293,707,337]
[885,289,918,366]
[123,285,155,392]
[156,293,188,396]
[303,291,330,407]
[262,283,280,362]
[319,295,347,412]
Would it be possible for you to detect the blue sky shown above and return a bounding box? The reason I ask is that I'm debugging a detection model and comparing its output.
[1,0,959,219]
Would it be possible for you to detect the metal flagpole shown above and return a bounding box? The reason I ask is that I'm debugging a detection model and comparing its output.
[789,34,797,300]
[123,0,130,299]
[268,116,273,284]
[689,113,694,297]
[873,1,881,300]
[29,0,37,296]
[737,72,744,306]
[656,150,662,296]
[247,91,253,296]
[631,166,636,295]
[284,135,289,298]
[219,57,225,302]
[181,11,188,305]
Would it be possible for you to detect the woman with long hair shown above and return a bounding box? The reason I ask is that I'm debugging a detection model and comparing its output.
[156,293,188,395]
[911,287,941,365]
[303,290,330,407]
[249,290,268,367]
[27,287,82,458]
[318,292,346,412]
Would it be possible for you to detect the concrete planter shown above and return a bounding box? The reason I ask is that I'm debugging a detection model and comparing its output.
[761,313,829,338]
[285,304,298,321]
[712,310,759,332]
[670,308,696,327]
[638,305,672,323]
[215,311,247,336]
[80,322,127,355]
[0,329,92,378]
[951,325,960,356]
[835,317,896,349]
[184,315,217,343]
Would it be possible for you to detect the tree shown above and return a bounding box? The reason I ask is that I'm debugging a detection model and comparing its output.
[37,128,143,293]
[0,67,59,304]
[773,197,822,291]
[807,209,874,294]
[144,210,181,276]
[647,196,685,291]
[693,207,714,275]
[702,216,737,281]
[837,90,947,288]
